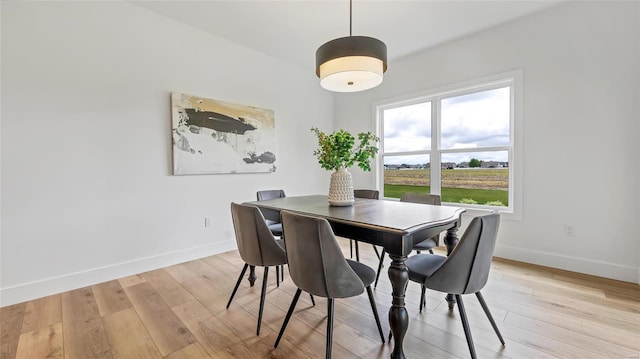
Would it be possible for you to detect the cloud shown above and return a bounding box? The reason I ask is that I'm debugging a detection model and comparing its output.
[383,86,510,161]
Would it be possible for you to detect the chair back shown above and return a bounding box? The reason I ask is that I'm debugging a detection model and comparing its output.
[230,202,287,267]
[354,189,379,200]
[257,189,286,201]
[281,211,365,299]
[401,193,441,244]
[425,213,500,294]
[400,192,441,205]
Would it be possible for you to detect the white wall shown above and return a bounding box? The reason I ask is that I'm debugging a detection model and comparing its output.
[336,1,640,283]
[0,1,332,306]
[637,0,640,285]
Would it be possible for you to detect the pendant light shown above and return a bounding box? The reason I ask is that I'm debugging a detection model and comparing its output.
[315,0,387,92]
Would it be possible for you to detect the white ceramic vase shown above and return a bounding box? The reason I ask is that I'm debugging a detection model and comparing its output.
[328,167,354,206]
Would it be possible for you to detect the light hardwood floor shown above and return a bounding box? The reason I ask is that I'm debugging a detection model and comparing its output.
[2,239,639,359]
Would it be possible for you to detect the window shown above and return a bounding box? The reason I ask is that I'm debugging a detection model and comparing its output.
[378,73,521,214]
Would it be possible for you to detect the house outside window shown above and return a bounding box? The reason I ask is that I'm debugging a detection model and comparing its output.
[377,71,522,215]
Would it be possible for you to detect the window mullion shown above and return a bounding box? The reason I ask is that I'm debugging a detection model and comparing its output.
[439,146,512,154]
[431,99,441,195]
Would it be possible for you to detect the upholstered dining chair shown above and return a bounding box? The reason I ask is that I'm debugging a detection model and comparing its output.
[405,212,505,358]
[374,192,442,288]
[256,189,286,236]
[257,189,287,281]
[227,202,288,336]
[351,189,382,262]
[274,210,385,359]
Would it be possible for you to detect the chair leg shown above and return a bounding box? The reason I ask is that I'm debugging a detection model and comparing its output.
[428,249,434,254]
[276,265,280,287]
[326,298,335,359]
[372,245,382,261]
[274,288,302,348]
[350,240,354,258]
[475,292,505,345]
[257,267,270,336]
[226,263,248,309]
[374,250,386,288]
[419,284,426,313]
[455,294,477,359]
[365,286,385,343]
[355,241,360,262]
[276,265,284,283]
[310,294,316,306]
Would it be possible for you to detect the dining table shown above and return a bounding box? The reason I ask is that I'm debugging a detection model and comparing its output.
[244,195,465,359]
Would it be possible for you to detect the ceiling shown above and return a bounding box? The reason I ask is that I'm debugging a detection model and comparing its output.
[133,1,561,71]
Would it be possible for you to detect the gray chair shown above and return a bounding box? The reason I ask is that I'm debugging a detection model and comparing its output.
[405,212,505,358]
[274,211,385,359]
[226,202,288,336]
[257,189,286,281]
[256,189,286,236]
[374,192,442,288]
[351,189,382,262]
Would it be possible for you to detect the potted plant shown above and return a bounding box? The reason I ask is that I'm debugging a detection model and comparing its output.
[311,127,379,206]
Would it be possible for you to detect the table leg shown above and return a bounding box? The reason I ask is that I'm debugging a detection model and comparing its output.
[443,226,461,310]
[248,265,257,287]
[388,254,409,359]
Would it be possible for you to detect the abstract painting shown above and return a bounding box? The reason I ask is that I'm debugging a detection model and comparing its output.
[171,92,276,175]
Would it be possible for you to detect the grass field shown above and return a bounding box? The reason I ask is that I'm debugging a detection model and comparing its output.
[384,169,508,206]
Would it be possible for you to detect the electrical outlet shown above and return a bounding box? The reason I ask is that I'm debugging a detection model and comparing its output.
[564,224,575,237]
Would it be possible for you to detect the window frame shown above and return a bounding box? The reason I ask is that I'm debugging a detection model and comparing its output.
[374,71,523,219]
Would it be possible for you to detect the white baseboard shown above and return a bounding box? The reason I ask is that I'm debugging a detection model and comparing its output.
[495,244,639,284]
[0,240,237,307]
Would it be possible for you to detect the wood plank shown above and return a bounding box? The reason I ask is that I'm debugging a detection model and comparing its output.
[480,291,640,351]
[404,305,512,359]
[141,269,195,308]
[124,282,196,356]
[505,311,639,358]
[215,301,274,346]
[200,254,244,276]
[61,286,113,359]
[0,302,26,359]
[183,259,237,292]
[255,285,379,359]
[372,334,457,359]
[215,251,246,268]
[182,259,236,290]
[102,308,162,359]
[117,274,146,288]
[21,294,61,334]
[92,280,132,317]
[164,263,231,316]
[15,322,63,359]
[164,343,214,359]
[226,332,315,359]
[172,300,241,358]
[164,263,196,284]
[332,322,383,357]
[531,289,640,328]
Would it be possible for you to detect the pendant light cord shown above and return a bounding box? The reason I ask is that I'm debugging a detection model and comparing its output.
[349,0,353,36]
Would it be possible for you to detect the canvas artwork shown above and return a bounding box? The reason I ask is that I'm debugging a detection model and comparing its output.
[171,92,276,175]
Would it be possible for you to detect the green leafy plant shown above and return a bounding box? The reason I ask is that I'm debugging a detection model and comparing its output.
[311,127,379,172]
[484,200,505,207]
[459,198,478,204]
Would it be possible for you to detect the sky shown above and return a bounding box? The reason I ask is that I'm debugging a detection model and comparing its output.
[383,86,510,165]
